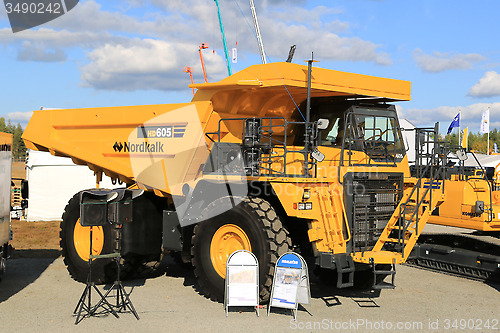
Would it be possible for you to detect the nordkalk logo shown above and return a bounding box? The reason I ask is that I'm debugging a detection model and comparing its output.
[4,0,79,33]
[113,142,164,153]
[113,142,123,152]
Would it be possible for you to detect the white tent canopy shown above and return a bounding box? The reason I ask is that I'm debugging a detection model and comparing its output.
[26,150,121,221]
[399,119,432,164]
[463,153,500,169]
[462,153,500,175]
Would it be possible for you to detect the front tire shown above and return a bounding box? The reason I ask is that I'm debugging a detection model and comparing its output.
[191,197,291,303]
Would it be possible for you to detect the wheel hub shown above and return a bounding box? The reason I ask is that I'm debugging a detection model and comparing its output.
[210,224,251,278]
[73,219,104,261]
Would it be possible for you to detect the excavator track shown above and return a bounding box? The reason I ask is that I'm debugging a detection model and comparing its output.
[407,225,500,283]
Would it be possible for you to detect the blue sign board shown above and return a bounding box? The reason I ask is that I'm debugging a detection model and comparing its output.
[269,252,311,320]
[277,253,302,269]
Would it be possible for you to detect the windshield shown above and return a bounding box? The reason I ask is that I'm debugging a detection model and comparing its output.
[349,107,405,162]
[292,102,405,163]
[315,104,405,162]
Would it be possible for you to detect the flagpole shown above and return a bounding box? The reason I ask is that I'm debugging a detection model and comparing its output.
[458,110,461,147]
[488,107,490,155]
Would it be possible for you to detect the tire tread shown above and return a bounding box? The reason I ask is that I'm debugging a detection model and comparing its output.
[191,196,292,303]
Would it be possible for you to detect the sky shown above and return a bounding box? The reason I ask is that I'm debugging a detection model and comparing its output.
[0,0,499,135]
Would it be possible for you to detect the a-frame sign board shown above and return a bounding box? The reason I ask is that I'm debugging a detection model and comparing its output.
[267,252,311,320]
[224,250,260,317]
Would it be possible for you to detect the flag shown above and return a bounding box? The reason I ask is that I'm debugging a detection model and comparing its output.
[462,127,468,149]
[447,113,460,134]
[480,109,490,133]
[495,142,498,153]
[232,48,237,63]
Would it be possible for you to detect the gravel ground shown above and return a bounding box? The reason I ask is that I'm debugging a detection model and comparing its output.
[0,256,499,332]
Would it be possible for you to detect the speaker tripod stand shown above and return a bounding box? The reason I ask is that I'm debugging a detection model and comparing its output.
[74,224,139,324]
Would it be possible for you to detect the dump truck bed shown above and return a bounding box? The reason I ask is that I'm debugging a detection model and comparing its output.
[22,62,410,193]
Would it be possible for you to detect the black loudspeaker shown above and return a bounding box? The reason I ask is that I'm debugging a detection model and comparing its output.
[79,189,143,226]
[79,190,115,226]
[108,190,133,224]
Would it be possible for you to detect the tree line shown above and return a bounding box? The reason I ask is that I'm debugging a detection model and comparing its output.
[0,118,27,160]
[444,129,500,154]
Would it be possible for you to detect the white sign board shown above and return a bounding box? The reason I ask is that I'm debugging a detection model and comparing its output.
[225,250,259,316]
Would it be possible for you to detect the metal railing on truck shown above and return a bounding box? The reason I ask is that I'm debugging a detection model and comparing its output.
[205,117,323,178]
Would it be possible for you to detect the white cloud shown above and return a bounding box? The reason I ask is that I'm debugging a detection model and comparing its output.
[468,71,500,97]
[135,0,391,65]
[401,102,500,132]
[51,1,188,37]
[0,27,133,50]
[0,0,394,90]
[16,41,66,62]
[70,1,394,91]
[50,1,137,32]
[80,39,226,91]
[0,1,192,62]
[260,20,392,65]
[412,48,486,73]
[264,6,341,25]
[5,111,33,124]
[261,0,307,6]
[324,20,350,34]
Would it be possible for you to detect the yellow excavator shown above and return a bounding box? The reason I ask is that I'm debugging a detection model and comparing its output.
[406,125,500,282]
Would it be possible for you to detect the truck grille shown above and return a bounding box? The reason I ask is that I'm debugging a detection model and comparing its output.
[350,173,403,252]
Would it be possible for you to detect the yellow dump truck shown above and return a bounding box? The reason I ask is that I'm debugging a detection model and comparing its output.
[22,62,445,302]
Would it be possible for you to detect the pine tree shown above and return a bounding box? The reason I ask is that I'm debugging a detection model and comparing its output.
[0,118,27,160]
[0,118,6,133]
[12,123,26,160]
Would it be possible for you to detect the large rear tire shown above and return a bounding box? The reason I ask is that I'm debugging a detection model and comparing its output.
[61,191,164,283]
[60,192,125,283]
[191,197,291,303]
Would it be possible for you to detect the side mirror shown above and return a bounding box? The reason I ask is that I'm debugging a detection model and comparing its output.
[317,119,329,130]
[456,150,468,161]
[311,148,325,162]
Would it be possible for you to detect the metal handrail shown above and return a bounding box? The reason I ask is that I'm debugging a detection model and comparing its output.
[399,147,446,257]
[205,116,321,178]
